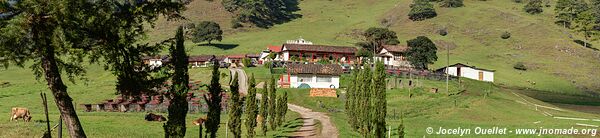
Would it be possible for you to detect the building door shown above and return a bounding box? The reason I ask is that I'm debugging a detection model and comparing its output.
[478,71,484,81]
[457,67,461,77]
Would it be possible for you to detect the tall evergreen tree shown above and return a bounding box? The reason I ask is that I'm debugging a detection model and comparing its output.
[85,0,185,98]
[574,10,600,47]
[276,91,288,128]
[228,73,242,138]
[555,0,577,28]
[164,26,190,138]
[373,61,387,138]
[205,61,223,138]
[259,80,269,135]
[245,74,259,138]
[355,68,366,132]
[346,69,359,129]
[591,0,600,30]
[360,65,373,136]
[268,76,278,130]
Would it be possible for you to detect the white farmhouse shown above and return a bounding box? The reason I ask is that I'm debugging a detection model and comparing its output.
[142,55,168,68]
[375,45,412,67]
[286,64,342,89]
[437,63,495,82]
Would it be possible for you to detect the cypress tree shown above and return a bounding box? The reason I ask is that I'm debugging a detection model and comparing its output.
[276,91,288,128]
[346,69,359,129]
[244,74,259,138]
[373,61,387,138]
[268,76,278,130]
[228,73,242,138]
[205,60,223,138]
[361,65,373,136]
[259,81,269,135]
[164,26,190,138]
[355,67,366,132]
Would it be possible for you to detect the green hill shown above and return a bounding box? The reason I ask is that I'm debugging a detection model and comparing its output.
[149,0,600,96]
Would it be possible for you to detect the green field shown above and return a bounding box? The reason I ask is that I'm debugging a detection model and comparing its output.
[0,66,301,137]
[281,75,600,137]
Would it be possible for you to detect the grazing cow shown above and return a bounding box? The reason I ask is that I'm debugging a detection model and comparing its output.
[144,113,166,122]
[192,116,207,126]
[10,107,31,122]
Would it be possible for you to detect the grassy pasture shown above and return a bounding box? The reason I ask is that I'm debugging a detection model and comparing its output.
[281,75,600,137]
[147,0,600,96]
[0,66,300,137]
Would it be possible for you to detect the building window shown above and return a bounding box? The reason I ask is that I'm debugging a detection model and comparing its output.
[298,76,312,82]
[316,76,332,82]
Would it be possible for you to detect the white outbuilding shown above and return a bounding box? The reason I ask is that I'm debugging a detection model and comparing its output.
[436,63,495,82]
[286,64,342,89]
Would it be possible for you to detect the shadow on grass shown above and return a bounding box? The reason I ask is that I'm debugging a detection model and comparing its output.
[271,118,305,137]
[197,43,239,50]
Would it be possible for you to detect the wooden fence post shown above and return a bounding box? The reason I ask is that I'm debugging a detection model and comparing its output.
[58,115,62,138]
[41,92,51,138]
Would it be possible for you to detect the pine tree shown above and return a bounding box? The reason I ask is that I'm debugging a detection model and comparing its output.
[574,10,600,48]
[244,74,259,138]
[164,26,190,138]
[373,61,387,138]
[276,91,288,128]
[591,0,600,31]
[347,69,359,130]
[360,65,373,136]
[268,76,278,130]
[259,80,269,135]
[205,61,223,138]
[228,73,242,138]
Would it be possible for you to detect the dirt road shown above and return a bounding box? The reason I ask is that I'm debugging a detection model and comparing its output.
[288,104,339,138]
[230,68,339,138]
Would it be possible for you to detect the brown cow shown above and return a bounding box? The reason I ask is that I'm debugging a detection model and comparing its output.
[144,113,166,122]
[10,107,31,122]
[192,116,207,126]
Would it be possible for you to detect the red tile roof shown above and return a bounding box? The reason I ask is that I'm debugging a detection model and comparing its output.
[382,45,409,53]
[227,54,246,59]
[287,64,343,75]
[282,44,357,54]
[189,55,214,62]
[268,46,282,52]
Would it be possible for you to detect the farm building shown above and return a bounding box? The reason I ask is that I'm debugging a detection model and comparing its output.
[436,63,495,82]
[280,43,358,63]
[374,45,412,68]
[142,55,169,67]
[188,55,215,68]
[259,45,283,64]
[285,64,342,89]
